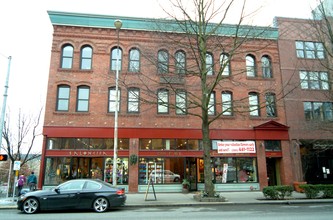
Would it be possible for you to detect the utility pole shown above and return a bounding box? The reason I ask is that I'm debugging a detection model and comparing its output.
[0,55,12,198]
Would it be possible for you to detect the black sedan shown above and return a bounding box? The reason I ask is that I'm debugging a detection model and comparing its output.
[17,179,126,214]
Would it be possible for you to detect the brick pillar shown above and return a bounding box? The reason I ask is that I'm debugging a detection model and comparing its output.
[128,138,139,193]
[279,140,293,185]
[256,141,268,190]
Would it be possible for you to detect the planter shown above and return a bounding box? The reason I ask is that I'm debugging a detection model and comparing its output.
[293,181,307,193]
[182,188,189,193]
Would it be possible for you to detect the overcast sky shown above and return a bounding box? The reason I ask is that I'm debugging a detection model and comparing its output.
[0,0,320,151]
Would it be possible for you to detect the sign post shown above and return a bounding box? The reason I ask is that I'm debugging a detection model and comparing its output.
[12,161,21,199]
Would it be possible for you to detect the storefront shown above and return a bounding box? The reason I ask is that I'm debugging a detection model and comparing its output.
[40,121,290,192]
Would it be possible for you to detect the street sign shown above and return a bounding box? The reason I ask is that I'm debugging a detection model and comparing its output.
[0,154,8,161]
[13,160,21,170]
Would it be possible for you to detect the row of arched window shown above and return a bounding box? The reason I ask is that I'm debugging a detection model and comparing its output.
[60,44,273,78]
[56,85,277,118]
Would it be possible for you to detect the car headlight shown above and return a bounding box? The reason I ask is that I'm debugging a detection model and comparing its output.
[19,195,27,200]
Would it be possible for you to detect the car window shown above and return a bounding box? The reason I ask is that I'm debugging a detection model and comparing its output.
[59,180,85,190]
[85,181,101,190]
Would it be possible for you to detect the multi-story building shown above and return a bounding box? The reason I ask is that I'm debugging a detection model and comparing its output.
[276,13,333,184]
[39,11,292,192]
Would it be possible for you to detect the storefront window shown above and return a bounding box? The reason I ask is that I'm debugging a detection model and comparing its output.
[213,157,258,183]
[264,140,281,151]
[138,157,184,184]
[104,157,128,184]
[139,139,200,150]
[44,157,128,185]
[47,138,129,150]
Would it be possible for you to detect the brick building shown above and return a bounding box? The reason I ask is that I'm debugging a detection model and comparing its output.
[276,15,333,184]
[39,11,293,192]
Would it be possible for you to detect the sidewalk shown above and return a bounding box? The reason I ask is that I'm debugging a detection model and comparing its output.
[124,191,333,207]
[2,191,333,209]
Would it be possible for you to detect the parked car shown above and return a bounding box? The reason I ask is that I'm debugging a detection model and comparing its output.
[17,179,126,214]
[150,170,180,183]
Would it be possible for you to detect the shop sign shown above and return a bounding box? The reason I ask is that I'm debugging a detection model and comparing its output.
[69,151,108,156]
[217,141,256,154]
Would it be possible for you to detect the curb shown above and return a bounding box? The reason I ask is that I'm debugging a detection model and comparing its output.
[2,198,333,210]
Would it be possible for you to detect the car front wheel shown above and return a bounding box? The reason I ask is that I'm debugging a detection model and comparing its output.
[22,197,39,214]
[93,197,109,213]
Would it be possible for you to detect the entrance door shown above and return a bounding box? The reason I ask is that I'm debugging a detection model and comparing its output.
[266,158,277,186]
[185,158,197,191]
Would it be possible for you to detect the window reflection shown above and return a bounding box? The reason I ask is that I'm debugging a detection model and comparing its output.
[47,138,129,150]
[139,139,200,150]
[44,157,128,185]
[138,157,184,184]
[213,157,258,183]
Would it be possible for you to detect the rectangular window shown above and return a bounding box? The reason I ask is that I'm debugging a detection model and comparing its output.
[109,88,120,112]
[222,92,232,116]
[176,90,187,115]
[77,86,90,112]
[208,92,216,115]
[295,41,325,59]
[57,86,70,111]
[158,90,169,114]
[128,89,139,113]
[300,71,329,90]
[303,101,333,121]
[265,93,277,117]
[249,93,259,116]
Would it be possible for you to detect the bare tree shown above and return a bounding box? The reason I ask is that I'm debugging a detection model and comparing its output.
[2,107,43,165]
[1,107,43,194]
[121,0,279,196]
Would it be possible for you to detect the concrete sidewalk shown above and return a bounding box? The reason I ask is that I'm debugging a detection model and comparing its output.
[1,191,333,209]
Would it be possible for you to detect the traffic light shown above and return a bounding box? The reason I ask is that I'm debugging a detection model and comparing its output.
[0,154,8,161]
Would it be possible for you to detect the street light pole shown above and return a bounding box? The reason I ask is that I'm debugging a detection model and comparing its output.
[113,19,122,187]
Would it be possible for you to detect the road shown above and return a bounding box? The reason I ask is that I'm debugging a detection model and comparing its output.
[4,204,333,220]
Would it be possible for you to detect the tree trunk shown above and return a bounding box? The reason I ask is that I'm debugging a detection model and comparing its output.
[202,116,214,197]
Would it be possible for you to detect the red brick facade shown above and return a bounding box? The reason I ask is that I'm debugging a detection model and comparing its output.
[40,11,294,192]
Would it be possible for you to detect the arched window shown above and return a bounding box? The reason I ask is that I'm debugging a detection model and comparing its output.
[56,85,70,111]
[175,50,186,74]
[220,53,230,76]
[80,46,93,70]
[176,90,187,115]
[249,92,260,116]
[157,50,169,74]
[76,86,90,112]
[108,87,121,112]
[265,92,277,117]
[111,47,122,71]
[246,55,256,77]
[206,53,214,75]
[129,48,140,72]
[157,89,169,113]
[261,55,272,78]
[61,44,74,69]
[222,91,233,116]
[128,88,140,113]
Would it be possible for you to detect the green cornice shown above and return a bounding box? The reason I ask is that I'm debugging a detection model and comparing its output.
[48,11,278,39]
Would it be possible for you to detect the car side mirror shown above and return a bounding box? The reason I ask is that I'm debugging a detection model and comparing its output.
[54,188,60,193]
